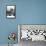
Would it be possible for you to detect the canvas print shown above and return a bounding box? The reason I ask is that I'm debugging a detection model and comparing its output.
[18,25,46,41]
[18,24,46,46]
[6,5,16,19]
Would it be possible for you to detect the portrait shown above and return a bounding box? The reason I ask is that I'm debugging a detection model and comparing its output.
[6,5,16,19]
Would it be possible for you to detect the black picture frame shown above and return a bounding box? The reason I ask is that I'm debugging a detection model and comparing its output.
[6,5,16,19]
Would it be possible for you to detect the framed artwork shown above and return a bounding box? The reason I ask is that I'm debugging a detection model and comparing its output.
[6,5,16,19]
[18,24,46,41]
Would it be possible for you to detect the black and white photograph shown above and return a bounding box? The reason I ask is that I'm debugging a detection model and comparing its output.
[18,25,46,46]
[6,5,16,19]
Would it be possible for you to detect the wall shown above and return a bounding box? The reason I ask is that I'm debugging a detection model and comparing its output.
[16,0,46,24]
[0,0,46,44]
